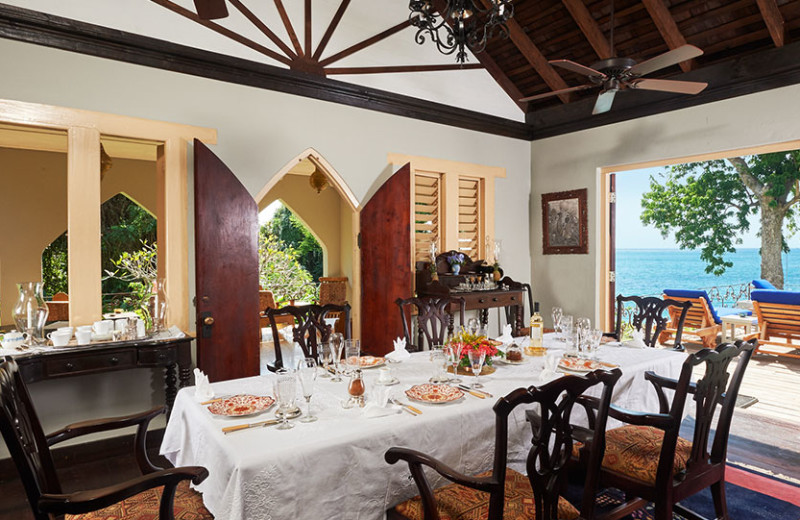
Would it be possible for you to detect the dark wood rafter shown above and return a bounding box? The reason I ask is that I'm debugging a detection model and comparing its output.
[641,0,693,72]
[319,20,411,66]
[274,0,304,56]
[327,63,484,75]
[756,0,785,48]
[561,0,613,60]
[150,0,292,65]
[313,0,350,61]
[227,0,296,59]
[305,0,312,55]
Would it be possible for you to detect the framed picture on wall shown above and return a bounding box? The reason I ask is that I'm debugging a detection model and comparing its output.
[541,188,588,255]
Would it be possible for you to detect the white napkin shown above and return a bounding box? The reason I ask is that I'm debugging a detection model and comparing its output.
[496,324,514,345]
[194,368,215,401]
[385,337,410,362]
[624,328,648,349]
[540,354,560,381]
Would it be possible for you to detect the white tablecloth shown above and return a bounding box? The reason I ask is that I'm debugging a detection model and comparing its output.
[161,336,686,520]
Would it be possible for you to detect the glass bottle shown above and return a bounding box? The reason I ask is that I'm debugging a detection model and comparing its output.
[148,278,169,333]
[13,282,49,345]
[528,301,544,355]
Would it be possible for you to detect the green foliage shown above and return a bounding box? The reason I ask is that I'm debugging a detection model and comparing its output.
[41,233,68,296]
[258,233,318,303]
[641,152,800,278]
[104,241,158,319]
[267,206,323,282]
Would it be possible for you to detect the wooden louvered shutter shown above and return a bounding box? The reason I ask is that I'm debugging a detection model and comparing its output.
[414,173,441,262]
[458,177,482,259]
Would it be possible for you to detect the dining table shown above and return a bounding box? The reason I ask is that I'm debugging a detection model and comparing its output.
[160,334,687,520]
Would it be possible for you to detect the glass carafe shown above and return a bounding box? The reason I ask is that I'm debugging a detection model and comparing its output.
[13,282,49,345]
[148,278,169,333]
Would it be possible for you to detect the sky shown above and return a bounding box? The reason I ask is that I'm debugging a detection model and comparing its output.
[613,166,798,249]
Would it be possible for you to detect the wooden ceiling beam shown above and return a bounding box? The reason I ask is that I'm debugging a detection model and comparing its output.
[313,0,350,61]
[319,20,410,66]
[756,0,785,48]
[641,0,693,72]
[561,0,613,60]
[150,0,292,65]
[478,0,572,104]
[227,0,296,59]
[326,63,484,74]
[274,0,304,57]
[305,0,312,55]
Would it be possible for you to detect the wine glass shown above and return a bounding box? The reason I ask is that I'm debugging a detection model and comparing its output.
[297,358,318,423]
[447,343,464,384]
[429,346,449,384]
[273,368,297,430]
[552,306,563,341]
[467,349,486,389]
[329,333,344,382]
[318,342,333,378]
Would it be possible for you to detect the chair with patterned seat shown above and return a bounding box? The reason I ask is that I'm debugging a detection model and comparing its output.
[395,297,466,352]
[576,339,756,520]
[610,295,691,350]
[385,368,622,520]
[265,303,351,371]
[0,357,211,520]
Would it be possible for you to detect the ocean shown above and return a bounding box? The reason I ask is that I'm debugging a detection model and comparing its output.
[616,248,800,302]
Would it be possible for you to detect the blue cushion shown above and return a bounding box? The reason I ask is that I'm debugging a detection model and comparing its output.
[752,279,778,290]
[751,290,800,305]
[663,289,722,324]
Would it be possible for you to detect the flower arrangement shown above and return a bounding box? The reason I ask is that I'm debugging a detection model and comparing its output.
[447,252,466,267]
[448,329,503,367]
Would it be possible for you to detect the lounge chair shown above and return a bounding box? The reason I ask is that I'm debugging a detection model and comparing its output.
[745,290,800,359]
[752,278,778,290]
[660,289,751,349]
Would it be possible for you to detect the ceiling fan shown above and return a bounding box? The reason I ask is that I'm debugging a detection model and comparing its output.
[520,2,707,114]
[194,0,228,20]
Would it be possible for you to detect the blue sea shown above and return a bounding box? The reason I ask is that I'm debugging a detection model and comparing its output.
[616,248,800,301]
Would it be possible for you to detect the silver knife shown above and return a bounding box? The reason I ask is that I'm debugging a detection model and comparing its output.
[222,418,280,434]
[458,385,493,398]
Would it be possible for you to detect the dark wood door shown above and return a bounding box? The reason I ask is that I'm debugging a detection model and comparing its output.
[194,139,260,381]
[360,163,412,356]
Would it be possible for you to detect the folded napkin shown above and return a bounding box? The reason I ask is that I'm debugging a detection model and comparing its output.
[496,324,514,345]
[385,337,410,362]
[194,368,215,401]
[624,328,648,349]
[540,354,560,381]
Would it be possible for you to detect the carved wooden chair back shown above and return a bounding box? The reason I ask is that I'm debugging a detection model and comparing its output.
[395,297,465,352]
[0,358,61,520]
[265,303,351,371]
[614,295,690,349]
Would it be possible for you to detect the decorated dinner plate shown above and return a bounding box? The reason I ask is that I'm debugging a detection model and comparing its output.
[359,356,385,368]
[207,394,275,417]
[558,358,618,373]
[405,384,464,404]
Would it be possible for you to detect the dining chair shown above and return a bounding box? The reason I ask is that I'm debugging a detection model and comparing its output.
[575,339,756,520]
[610,295,691,350]
[0,356,210,520]
[265,303,351,371]
[385,368,622,520]
[499,276,533,335]
[395,296,466,352]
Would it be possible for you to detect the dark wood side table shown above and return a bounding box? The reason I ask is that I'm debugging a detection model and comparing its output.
[13,336,193,413]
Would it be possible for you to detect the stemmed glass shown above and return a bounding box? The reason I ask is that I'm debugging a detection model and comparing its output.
[329,333,344,382]
[552,307,563,341]
[273,368,297,430]
[576,317,591,357]
[297,358,318,423]
[318,342,333,378]
[467,349,486,389]
[447,342,464,384]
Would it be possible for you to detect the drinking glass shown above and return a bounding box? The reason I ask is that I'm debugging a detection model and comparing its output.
[330,333,344,382]
[576,317,591,357]
[318,342,333,378]
[467,317,480,335]
[429,346,449,384]
[273,368,297,430]
[561,315,575,357]
[447,343,464,383]
[587,328,603,359]
[467,349,486,389]
[551,306,563,341]
[343,339,361,376]
[297,358,318,423]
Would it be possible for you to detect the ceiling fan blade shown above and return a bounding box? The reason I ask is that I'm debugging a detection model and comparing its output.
[519,84,596,102]
[631,78,708,95]
[194,0,229,20]
[628,44,704,77]
[550,60,607,79]
[592,90,617,115]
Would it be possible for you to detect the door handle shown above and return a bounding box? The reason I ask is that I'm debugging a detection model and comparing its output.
[199,311,214,338]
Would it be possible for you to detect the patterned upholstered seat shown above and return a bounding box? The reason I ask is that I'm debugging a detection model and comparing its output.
[67,481,213,520]
[601,425,693,485]
[394,469,579,520]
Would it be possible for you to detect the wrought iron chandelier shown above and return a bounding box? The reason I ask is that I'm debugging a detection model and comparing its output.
[408,0,514,64]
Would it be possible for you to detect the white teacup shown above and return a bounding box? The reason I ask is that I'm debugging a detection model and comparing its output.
[1,331,29,350]
[76,325,93,333]
[377,366,393,383]
[93,320,114,335]
[47,331,72,347]
[56,326,74,338]
[114,320,128,332]
[75,329,92,345]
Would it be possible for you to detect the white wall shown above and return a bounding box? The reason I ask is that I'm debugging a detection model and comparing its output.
[0,38,531,451]
[530,84,800,327]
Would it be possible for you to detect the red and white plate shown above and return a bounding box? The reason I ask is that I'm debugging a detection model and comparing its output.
[359,356,385,368]
[405,384,464,404]
[207,395,275,417]
[558,358,618,373]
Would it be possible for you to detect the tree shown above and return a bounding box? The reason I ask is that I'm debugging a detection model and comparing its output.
[258,234,318,303]
[641,152,800,288]
[267,206,323,281]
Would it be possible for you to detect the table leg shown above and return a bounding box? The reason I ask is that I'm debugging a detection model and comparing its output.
[165,363,177,413]
[448,314,454,337]
[480,309,488,331]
